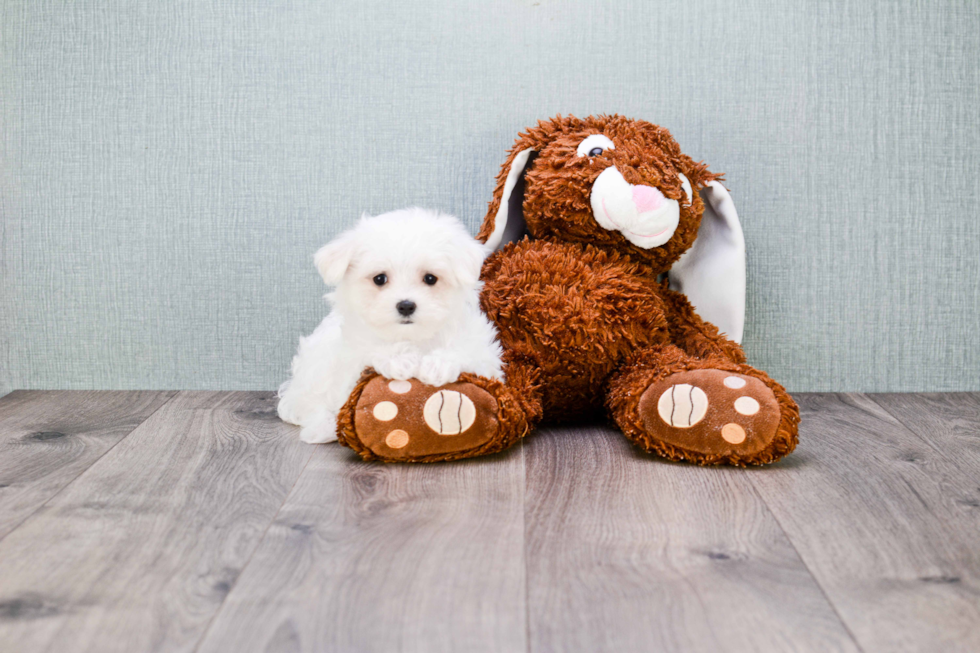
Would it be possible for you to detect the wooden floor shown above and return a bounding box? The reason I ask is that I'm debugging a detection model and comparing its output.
[0,391,978,652]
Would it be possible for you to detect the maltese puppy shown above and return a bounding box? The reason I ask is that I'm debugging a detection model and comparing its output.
[277,207,504,444]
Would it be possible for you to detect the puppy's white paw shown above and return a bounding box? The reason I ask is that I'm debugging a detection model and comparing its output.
[418,355,462,387]
[376,353,421,381]
[277,396,302,426]
[300,411,338,444]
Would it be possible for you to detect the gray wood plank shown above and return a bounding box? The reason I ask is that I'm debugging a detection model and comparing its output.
[0,390,177,539]
[524,424,859,653]
[196,443,526,653]
[0,391,311,653]
[869,392,980,480]
[747,393,980,652]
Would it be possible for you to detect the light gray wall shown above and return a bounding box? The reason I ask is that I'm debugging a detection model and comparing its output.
[2,0,978,394]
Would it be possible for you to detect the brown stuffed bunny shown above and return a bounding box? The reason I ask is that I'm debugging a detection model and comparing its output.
[338,115,799,466]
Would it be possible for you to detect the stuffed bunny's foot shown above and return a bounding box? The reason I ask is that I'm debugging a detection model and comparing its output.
[639,370,783,461]
[608,348,799,466]
[337,371,536,462]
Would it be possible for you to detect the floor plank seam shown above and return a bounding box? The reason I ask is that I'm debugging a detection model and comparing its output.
[865,393,962,463]
[191,442,318,653]
[0,390,180,547]
[744,460,867,653]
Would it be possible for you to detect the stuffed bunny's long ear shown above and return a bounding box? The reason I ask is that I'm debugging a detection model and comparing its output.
[484,148,535,250]
[667,181,746,343]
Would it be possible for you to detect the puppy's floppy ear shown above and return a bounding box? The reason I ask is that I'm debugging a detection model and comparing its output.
[668,181,746,343]
[478,148,537,251]
[314,229,359,286]
[443,236,490,288]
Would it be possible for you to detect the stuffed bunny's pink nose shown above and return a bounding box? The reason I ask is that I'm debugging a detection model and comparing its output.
[632,185,665,213]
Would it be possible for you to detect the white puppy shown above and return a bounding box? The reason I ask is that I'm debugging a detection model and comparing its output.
[277,208,504,444]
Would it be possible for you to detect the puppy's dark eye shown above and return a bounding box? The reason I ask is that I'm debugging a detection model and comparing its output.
[423,273,438,286]
[588,147,604,157]
[373,274,387,286]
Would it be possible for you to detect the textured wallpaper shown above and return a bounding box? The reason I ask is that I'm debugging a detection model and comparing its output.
[2,0,978,394]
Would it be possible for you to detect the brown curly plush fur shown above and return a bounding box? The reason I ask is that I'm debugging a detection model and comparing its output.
[475,114,799,465]
[480,238,671,418]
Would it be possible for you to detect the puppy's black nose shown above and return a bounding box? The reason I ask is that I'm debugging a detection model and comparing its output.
[396,300,416,317]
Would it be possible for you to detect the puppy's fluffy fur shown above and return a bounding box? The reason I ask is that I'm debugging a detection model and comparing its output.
[277,208,504,443]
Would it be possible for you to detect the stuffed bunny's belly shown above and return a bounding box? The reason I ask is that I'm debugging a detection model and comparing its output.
[481,240,669,418]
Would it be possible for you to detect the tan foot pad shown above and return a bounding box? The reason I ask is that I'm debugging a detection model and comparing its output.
[639,369,781,458]
[353,377,500,460]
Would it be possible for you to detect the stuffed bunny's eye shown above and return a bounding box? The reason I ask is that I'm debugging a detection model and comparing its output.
[373,273,387,286]
[576,134,615,158]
